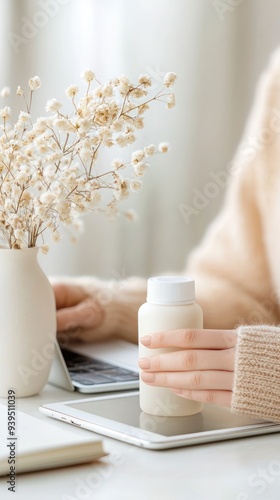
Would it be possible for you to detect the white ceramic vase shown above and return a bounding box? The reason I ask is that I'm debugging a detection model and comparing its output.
[0,247,56,397]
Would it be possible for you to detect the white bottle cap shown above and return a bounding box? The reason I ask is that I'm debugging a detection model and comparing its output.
[147,276,195,305]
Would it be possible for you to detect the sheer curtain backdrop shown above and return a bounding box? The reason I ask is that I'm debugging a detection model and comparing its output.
[1,0,280,280]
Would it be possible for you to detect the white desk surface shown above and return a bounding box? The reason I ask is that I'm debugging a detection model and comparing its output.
[1,384,280,500]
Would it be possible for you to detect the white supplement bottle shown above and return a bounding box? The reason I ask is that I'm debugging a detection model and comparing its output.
[138,276,203,417]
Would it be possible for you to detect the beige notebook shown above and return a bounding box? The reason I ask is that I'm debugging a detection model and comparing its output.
[0,403,106,476]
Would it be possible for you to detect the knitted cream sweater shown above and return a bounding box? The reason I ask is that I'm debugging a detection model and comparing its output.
[186,48,280,422]
[61,49,280,423]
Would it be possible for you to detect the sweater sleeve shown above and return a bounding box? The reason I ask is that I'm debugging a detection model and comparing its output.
[232,325,280,422]
[186,48,280,330]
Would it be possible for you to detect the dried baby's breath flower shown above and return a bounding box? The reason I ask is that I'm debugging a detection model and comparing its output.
[41,244,49,254]
[0,87,10,98]
[117,75,131,96]
[124,209,138,222]
[167,93,175,109]
[138,74,152,87]
[18,111,30,123]
[81,70,95,82]
[46,98,62,112]
[158,142,170,153]
[112,119,123,132]
[130,87,147,99]
[130,179,143,192]
[138,103,149,115]
[144,144,155,156]
[111,159,125,170]
[134,117,144,129]
[0,106,11,120]
[133,162,150,176]
[0,70,176,250]
[28,76,42,91]
[102,83,113,98]
[131,150,145,165]
[16,86,24,96]
[65,85,79,99]
[163,72,177,87]
[52,231,62,242]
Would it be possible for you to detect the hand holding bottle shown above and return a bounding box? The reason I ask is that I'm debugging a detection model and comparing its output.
[139,328,237,408]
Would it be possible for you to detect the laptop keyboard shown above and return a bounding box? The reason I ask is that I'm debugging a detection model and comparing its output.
[61,348,139,386]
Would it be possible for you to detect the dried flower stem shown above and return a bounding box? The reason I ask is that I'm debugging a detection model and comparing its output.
[0,71,177,250]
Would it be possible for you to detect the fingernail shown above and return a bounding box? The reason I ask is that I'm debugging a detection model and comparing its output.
[138,358,150,369]
[141,372,155,383]
[141,335,151,346]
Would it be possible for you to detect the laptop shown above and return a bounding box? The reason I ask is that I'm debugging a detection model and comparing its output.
[48,338,139,393]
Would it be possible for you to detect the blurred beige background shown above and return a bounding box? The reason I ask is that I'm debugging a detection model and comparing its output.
[1,0,280,280]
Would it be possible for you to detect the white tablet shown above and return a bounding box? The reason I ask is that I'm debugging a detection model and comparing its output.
[40,392,280,450]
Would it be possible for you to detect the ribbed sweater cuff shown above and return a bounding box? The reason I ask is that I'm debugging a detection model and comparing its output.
[231,325,280,423]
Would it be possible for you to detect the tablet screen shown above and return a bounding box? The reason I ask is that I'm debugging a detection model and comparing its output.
[67,394,263,437]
